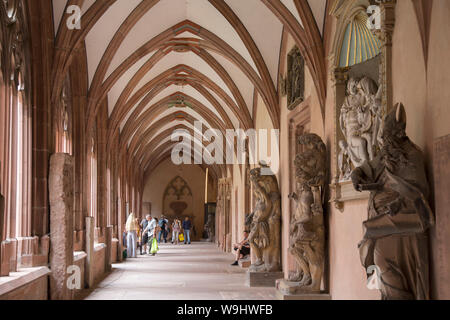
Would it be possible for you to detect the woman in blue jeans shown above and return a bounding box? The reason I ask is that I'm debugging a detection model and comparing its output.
[182,217,192,244]
[125,213,139,258]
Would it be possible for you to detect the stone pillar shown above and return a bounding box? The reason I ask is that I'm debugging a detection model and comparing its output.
[85,217,95,288]
[49,153,74,300]
[116,197,123,262]
[105,225,112,272]
[1,239,17,276]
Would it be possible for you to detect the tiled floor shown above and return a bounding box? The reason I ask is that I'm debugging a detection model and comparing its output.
[84,242,277,300]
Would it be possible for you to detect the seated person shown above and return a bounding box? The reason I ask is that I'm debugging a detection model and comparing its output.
[231,231,250,266]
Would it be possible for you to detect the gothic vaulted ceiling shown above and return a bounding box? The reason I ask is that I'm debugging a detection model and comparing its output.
[52,0,327,177]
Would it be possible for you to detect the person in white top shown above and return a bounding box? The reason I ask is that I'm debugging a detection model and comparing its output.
[144,216,157,254]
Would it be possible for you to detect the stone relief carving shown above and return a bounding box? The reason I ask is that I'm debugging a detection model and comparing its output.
[247,164,281,272]
[339,76,382,180]
[282,46,304,111]
[163,176,193,217]
[351,103,434,300]
[203,214,215,242]
[288,134,326,293]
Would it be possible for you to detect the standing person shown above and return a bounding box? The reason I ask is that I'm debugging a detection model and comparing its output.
[144,215,157,255]
[182,217,192,244]
[165,219,171,243]
[171,219,181,244]
[136,218,142,255]
[125,213,139,258]
[140,215,151,255]
[150,218,161,256]
[158,215,169,243]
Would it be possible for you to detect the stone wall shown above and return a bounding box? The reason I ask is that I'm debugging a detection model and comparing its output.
[0,267,50,300]
[93,244,106,284]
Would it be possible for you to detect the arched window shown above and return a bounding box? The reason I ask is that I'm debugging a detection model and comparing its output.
[0,0,32,273]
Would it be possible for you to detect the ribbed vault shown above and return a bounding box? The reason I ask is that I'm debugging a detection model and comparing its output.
[51,0,327,184]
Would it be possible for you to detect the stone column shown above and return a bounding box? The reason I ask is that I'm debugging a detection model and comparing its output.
[85,217,95,288]
[378,1,396,112]
[329,68,349,212]
[49,153,74,300]
[105,225,112,272]
[117,197,123,262]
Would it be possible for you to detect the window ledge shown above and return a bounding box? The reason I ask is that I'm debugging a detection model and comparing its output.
[0,266,50,297]
[73,251,87,262]
[94,243,106,252]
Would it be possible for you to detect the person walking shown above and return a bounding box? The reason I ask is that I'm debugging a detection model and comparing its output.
[136,218,142,255]
[144,215,158,255]
[125,213,139,258]
[158,215,169,243]
[182,216,192,244]
[140,215,151,255]
[171,218,181,244]
[150,218,161,255]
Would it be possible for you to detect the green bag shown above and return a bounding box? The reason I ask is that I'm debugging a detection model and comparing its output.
[150,237,159,254]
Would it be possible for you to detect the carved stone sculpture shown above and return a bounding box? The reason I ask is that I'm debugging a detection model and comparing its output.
[204,214,215,242]
[247,164,281,272]
[351,103,434,300]
[288,134,326,293]
[339,76,382,179]
[286,46,305,110]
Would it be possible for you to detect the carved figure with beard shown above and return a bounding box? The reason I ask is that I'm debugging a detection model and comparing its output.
[352,103,434,300]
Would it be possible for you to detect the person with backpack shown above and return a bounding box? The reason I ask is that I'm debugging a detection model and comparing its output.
[158,215,169,243]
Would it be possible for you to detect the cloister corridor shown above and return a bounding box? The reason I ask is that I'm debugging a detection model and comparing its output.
[83,242,275,300]
[1,0,450,302]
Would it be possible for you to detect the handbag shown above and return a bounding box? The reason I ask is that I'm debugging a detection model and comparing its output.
[179,233,184,242]
[150,237,159,254]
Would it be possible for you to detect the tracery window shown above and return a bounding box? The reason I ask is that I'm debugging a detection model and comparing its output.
[0,0,31,244]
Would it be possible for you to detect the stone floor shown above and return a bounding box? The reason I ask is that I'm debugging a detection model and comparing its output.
[84,242,277,300]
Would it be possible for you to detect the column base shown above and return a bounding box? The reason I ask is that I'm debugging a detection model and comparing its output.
[246,271,284,287]
[275,279,331,300]
[238,258,251,268]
